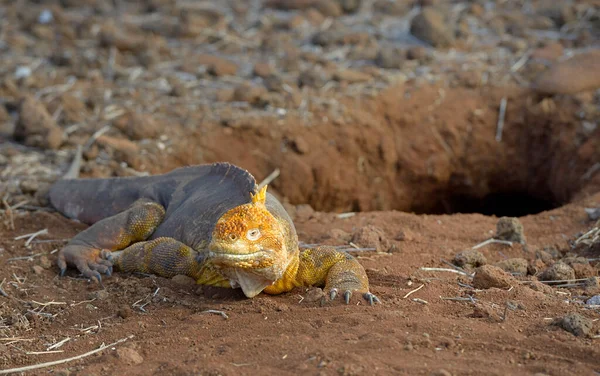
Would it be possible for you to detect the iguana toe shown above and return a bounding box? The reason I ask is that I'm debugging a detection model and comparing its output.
[344,290,351,304]
[330,288,338,300]
[364,292,381,306]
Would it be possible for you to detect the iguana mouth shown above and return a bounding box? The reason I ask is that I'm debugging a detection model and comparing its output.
[207,250,275,269]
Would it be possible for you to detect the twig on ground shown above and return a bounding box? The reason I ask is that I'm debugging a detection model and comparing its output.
[14,229,48,246]
[403,284,425,299]
[472,238,513,250]
[0,335,133,375]
[0,278,8,297]
[201,310,229,320]
[419,267,470,276]
[441,259,473,276]
[440,296,477,303]
[522,278,592,285]
[2,198,15,231]
[510,50,531,72]
[549,283,586,288]
[495,97,507,142]
[83,125,111,151]
[26,350,64,355]
[47,337,70,351]
[258,168,280,189]
[7,253,45,262]
[412,298,428,304]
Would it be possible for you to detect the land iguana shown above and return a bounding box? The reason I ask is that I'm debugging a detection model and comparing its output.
[49,161,380,305]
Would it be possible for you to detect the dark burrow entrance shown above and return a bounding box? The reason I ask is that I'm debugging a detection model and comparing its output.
[426,191,560,217]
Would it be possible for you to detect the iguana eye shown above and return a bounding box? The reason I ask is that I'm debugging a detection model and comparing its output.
[246,228,261,241]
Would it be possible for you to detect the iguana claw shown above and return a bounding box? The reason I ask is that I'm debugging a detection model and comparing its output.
[330,288,338,300]
[344,290,351,304]
[327,288,381,305]
[364,292,381,306]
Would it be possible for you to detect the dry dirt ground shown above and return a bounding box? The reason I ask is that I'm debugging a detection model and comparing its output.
[1,0,600,375]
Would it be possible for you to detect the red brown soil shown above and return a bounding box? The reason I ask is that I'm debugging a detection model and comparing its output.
[2,193,600,375]
[2,84,600,375]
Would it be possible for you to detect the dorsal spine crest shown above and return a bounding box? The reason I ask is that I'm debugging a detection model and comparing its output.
[252,185,268,205]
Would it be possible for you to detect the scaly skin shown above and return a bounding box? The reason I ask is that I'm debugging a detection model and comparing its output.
[51,163,379,305]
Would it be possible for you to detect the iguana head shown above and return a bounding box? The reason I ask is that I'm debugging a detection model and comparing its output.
[208,185,291,298]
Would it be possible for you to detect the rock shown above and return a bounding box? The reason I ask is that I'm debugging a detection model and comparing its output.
[20,180,40,194]
[99,23,145,52]
[172,274,196,286]
[88,290,109,300]
[527,280,554,294]
[556,313,593,337]
[196,54,238,77]
[264,0,317,10]
[178,6,225,35]
[304,8,325,26]
[298,68,331,88]
[113,112,164,140]
[531,42,564,61]
[295,204,315,220]
[376,47,405,69]
[539,4,576,27]
[499,38,528,53]
[394,229,415,242]
[291,136,310,154]
[410,7,454,48]
[117,305,133,319]
[453,249,487,268]
[253,62,275,78]
[333,69,371,83]
[13,96,63,150]
[351,225,391,252]
[495,258,528,276]
[96,135,142,169]
[312,30,343,46]
[233,84,268,106]
[571,263,596,279]
[328,228,351,242]
[585,207,600,221]
[496,217,526,244]
[535,249,554,264]
[314,0,342,17]
[539,262,575,282]
[32,265,44,275]
[116,347,144,365]
[303,287,325,303]
[373,0,410,15]
[263,74,286,92]
[96,135,139,154]
[339,0,361,14]
[406,46,430,62]
[430,369,452,376]
[469,3,484,17]
[533,50,600,95]
[472,265,516,289]
[215,88,235,102]
[586,295,600,305]
[39,256,52,269]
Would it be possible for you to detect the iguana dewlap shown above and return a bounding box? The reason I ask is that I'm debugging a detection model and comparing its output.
[49,163,379,305]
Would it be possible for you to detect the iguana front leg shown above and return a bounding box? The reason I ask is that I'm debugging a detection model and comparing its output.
[266,246,381,305]
[110,237,230,288]
[57,199,165,282]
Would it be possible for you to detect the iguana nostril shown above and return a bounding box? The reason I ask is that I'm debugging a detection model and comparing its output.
[229,234,237,240]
